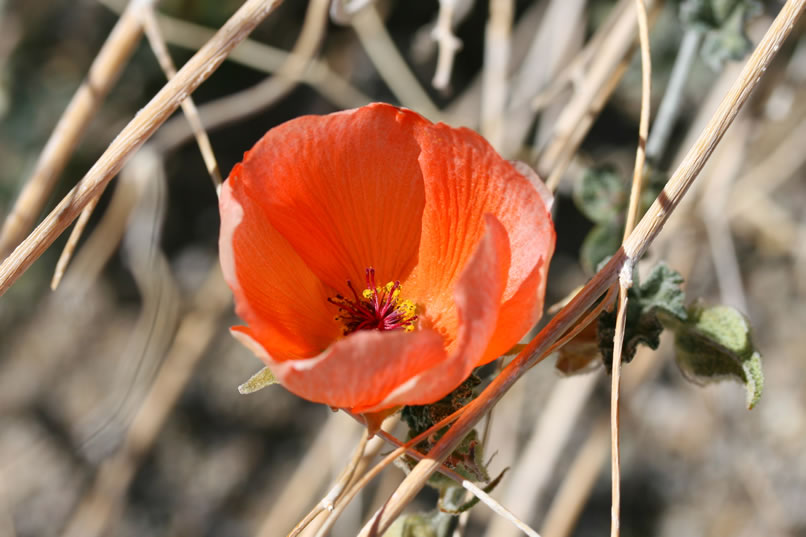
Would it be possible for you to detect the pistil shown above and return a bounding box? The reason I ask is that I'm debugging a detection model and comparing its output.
[329,268,417,335]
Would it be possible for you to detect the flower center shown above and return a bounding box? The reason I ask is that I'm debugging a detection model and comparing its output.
[328,267,417,335]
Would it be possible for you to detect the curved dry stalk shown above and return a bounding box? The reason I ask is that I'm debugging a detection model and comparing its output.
[623,0,652,240]
[544,283,617,356]
[50,3,227,291]
[537,0,657,182]
[481,0,514,150]
[610,1,651,535]
[431,0,464,90]
[60,266,232,537]
[0,0,157,259]
[314,419,540,537]
[153,0,341,153]
[0,0,285,297]
[142,7,223,188]
[50,195,101,290]
[356,3,805,534]
[286,429,369,537]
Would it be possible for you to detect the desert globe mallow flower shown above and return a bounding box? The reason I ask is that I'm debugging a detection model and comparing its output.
[219,103,555,413]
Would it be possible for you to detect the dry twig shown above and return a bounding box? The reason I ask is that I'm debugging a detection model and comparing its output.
[609,1,651,535]
[0,0,285,297]
[0,0,156,259]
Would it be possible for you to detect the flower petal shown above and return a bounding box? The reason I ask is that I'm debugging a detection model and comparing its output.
[220,180,340,358]
[405,121,554,361]
[236,324,447,412]
[229,217,509,413]
[368,215,511,411]
[230,103,429,291]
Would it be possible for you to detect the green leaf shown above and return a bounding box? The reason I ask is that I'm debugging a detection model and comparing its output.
[573,166,627,224]
[580,222,623,275]
[679,0,761,70]
[237,366,279,394]
[383,513,439,537]
[599,263,687,370]
[400,375,490,491]
[673,302,764,409]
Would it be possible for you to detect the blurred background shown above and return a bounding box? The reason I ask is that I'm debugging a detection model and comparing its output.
[0,0,805,536]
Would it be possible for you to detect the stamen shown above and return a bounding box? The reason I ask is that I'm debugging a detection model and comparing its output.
[329,267,418,335]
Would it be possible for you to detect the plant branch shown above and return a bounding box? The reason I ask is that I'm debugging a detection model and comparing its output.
[0,0,157,259]
[0,0,285,297]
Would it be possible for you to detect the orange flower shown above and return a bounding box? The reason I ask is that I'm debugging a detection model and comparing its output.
[219,103,555,413]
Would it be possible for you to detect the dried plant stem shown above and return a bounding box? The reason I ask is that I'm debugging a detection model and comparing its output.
[431,0,463,90]
[98,0,370,112]
[51,4,227,291]
[623,0,804,260]
[357,3,805,534]
[0,0,156,259]
[608,279,628,537]
[646,28,703,162]
[351,5,442,120]
[623,0,651,240]
[610,2,651,535]
[0,0,285,298]
[50,195,100,290]
[285,428,369,537]
[155,0,336,151]
[481,0,514,150]
[141,7,223,189]
[537,0,656,183]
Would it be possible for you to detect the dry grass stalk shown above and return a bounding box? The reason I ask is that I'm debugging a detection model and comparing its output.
[50,195,101,290]
[481,0,514,150]
[541,0,663,191]
[0,0,284,297]
[431,0,463,90]
[536,0,649,181]
[351,4,442,120]
[141,7,223,189]
[356,2,805,534]
[153,0,337,152]
[0,0,156,259]
[609,1,652,535]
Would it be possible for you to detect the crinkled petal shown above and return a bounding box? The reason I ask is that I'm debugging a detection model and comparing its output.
[405,122,554,362]
[220,180,340,358]
[230,103,429,292]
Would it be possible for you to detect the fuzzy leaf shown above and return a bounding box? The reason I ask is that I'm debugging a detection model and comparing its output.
[599,263,687,370]
[238,366,279,394]
[673,303,764,409]
[573,166,627,224]
[679,0,761,70]
[383,513,439,537]
[580,222,622,275]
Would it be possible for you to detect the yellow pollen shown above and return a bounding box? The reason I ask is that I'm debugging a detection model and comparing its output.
[328,270,419,334]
